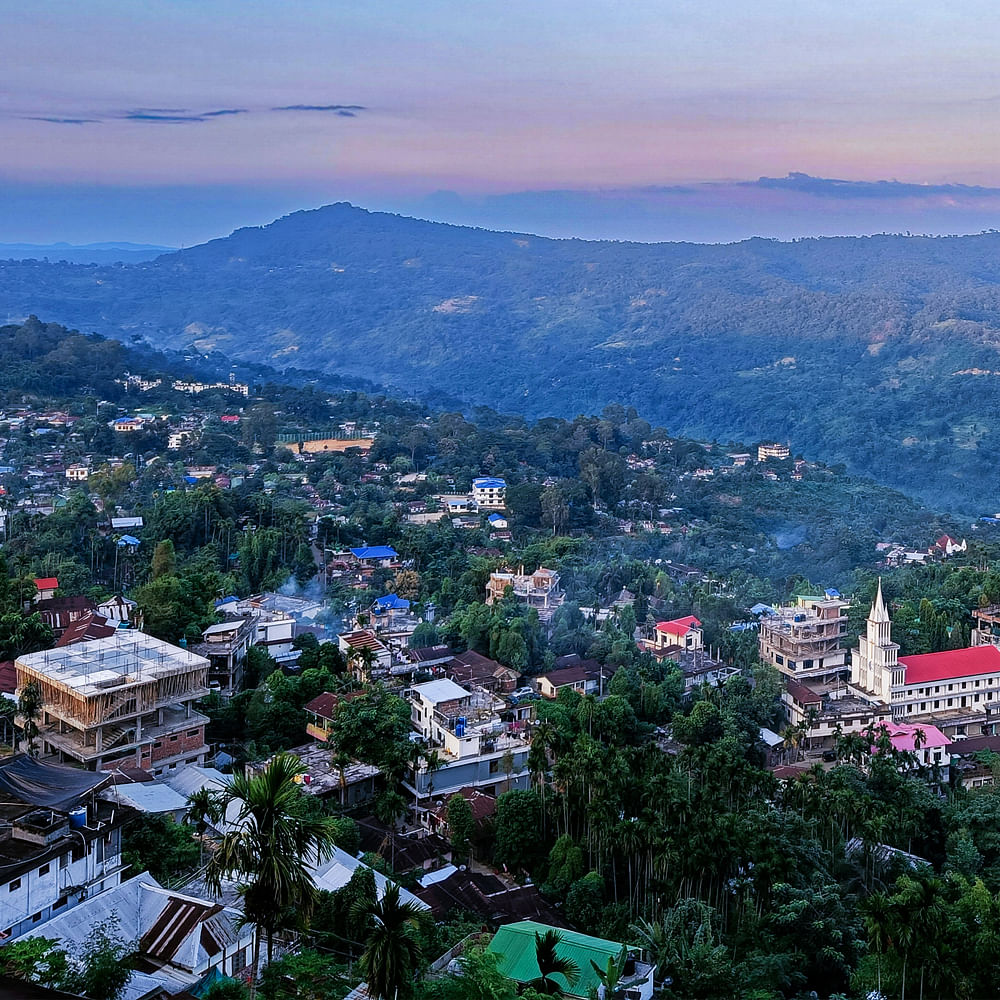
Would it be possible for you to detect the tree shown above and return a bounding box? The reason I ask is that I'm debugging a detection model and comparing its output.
[494,789,544,875]
[206,753,340,989]
[17,680,42,756]
[185,787,223,867]
[63,915,134,1000]
[121,813,201,884]
[150,539,177,579]
[446,793,474,864]
[353,883,427,1000]
[529,929,580,997]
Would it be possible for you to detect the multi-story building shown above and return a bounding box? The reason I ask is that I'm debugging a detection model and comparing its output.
[192,617,255,695]
[16,632,210,774]
[759,593,851,683]
[757,442,790,462]
[486,567,564,623]
[972,605,1000,648]
[404,678,530,802]
[0,755,126,941]
[471,477,506,510]
[853,581,1000,720]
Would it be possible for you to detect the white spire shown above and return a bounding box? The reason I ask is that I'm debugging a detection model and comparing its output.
[870,577,890,624]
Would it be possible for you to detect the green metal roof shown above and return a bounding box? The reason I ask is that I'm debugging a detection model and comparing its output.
[487,920,626,999]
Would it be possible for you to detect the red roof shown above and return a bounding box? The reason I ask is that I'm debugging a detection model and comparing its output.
[33,577,58,591]
[900,644,1000,684]
[655,615,702,637]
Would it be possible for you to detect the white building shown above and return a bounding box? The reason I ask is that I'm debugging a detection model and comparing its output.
[405,679,530,803]
[471,477,506,510]
[852,580,1000,720]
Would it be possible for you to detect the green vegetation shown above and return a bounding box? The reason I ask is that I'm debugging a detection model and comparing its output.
[9,208,1000,507]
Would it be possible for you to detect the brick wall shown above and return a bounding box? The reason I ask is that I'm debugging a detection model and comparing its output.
[151,725,205,763]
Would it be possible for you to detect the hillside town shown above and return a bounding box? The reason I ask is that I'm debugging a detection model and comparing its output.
[0,319,998,999]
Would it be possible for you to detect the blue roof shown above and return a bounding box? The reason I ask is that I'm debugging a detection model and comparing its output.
[183,476,199,485]
[488,512,506,523]
[114,417,138,424]
[824,588,841,598]
[373,593,411,612]
[214,595,239,608]
[117,534,141,546]
[351,545,398,560]
[750,603,776,616]
[473,477,506,489]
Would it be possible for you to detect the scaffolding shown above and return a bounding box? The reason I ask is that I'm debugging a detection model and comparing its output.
[16,634,209,728]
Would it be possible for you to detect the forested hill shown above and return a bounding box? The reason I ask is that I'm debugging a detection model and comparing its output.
[5,203,1000,509]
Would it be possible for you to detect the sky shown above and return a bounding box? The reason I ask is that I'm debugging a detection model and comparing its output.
[4,0,1000,245]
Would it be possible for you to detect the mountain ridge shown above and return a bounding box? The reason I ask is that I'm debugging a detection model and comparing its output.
[3,202,1000,511]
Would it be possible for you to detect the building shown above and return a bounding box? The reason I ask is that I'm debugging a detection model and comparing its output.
[16,632,210,774]
[350,545,399,568]
[447,650,519,694]
[759,592,851,683]
[0,755,127,941]
[649,615,703,654]
[339,630,393,680]
[23,873,255,995]
[33,578,59,602]
[191,617,255,695]
[488,921,655,1000]
[535,665,594,699]
[472,477,506,510]
[757,442,790,462]
[64,464,89,482]
[486,567,564,623]
[877,721,949,774]
[852,582,1000,720]
[111,417,143,433]
[405,678,530,802]
[972,605,1000,648]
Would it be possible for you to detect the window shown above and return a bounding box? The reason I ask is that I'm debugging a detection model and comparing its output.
[8,879,20,892]
[169,735,179,743]
[489,759,500,774]
[38,864,49,877]
[186,729,199,738]
[30,913,40,923]
[153,741,163,750]
[59,854,69,870]
[53,896,66,910]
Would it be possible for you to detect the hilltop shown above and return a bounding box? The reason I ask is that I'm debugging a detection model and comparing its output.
[4,204,1000,509]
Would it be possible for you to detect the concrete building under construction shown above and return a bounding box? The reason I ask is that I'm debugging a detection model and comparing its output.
[16,633,210,774]
[758,592,851,684]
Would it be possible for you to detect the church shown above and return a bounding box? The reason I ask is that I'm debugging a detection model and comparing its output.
[851,580,1000,721]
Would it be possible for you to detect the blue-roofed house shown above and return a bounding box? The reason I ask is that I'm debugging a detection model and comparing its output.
[370,593,411,622]
[487,512,509,530]
[472,477,506,510]
[350,545,399,567]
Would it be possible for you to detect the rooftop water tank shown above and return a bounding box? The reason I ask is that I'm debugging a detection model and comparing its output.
[68,807,87,830]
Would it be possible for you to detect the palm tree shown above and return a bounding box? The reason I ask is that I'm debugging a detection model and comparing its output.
[205,753,339,993]
[184,787,222,868]
[353,883,426,1000]
[331,750,352,808]
[17,681,42,757]
[529,929,580,996]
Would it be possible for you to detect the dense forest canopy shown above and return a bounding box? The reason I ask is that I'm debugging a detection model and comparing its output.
[4,206,1000,510]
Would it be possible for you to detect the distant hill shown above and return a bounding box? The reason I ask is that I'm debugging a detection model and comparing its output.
[3,203,1000,510]
[0,242,173,264]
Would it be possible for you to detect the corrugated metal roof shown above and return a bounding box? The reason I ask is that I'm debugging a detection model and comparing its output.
[488,921,626,998]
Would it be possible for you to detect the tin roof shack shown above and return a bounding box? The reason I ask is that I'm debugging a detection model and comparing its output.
[0,755,126,941]
[16,633,210,774]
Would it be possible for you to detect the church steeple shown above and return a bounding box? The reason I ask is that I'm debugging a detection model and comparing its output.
[870,577,890,624]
